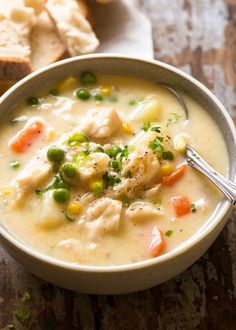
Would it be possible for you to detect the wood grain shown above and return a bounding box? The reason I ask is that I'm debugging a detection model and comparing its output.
[1,0,236,329]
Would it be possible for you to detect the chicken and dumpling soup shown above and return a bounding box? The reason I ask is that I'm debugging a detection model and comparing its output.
[0,73,228,266]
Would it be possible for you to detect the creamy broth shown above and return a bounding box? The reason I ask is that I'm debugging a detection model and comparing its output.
[0,74,228,266]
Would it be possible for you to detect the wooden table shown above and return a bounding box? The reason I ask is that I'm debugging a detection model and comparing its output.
[1,1,236,329]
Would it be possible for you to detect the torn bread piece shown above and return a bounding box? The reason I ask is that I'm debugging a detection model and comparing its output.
[45,0,99,56]
[24,0,45,15]
[0,0,35,80]
[30,11,68,71]
[95,0,114,3]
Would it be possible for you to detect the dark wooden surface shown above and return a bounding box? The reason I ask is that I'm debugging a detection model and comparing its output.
[1,0,236,329]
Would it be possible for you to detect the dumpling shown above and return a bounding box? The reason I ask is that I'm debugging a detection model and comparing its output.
[80,197,122,238]
[77,152,110,180]
[126,202,163,222]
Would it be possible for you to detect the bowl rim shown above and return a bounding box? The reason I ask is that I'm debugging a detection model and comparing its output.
[0,53,235,273]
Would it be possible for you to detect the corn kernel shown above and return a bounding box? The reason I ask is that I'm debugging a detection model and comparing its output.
[45,128,56,142]
[174,134,188,153]
[101,86,112,96]
[2,186,12,195]
[122,123,134,135]
[160,163,174,176]
[58,76,77,92]
[67,203,83,215]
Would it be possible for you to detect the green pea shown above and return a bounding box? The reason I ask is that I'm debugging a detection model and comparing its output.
[90,180,104,197]
[27,97,40,106]
[106,146,122,158]
[94,93,103,101]
[68,133,88,146]
[80,72,97,85]
[47,146,65,162]
[76,88,90,100]
[49,89,59,96]
[60,162,77,179]
[109,95,118,103]
[53,188,70,203]
[128,100,136,106]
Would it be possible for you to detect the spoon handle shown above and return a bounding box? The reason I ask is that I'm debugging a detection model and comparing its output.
[186,146,236,207]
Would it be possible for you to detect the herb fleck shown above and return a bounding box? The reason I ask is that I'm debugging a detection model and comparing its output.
[167,112,181,126]
[148,137,164,154]
[124,170,132,178]
[151,198,162,205]
[191,203,197,213]
[142,122,151,132]
[103,173,121,187]
[22,291,32,303]
[14,309,30,323]
[10,160,20,170]
[151,126,161,133]
[162,151,174,161]
[165,230,173,237]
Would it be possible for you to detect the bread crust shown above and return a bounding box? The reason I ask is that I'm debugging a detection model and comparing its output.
[0,57,31,81]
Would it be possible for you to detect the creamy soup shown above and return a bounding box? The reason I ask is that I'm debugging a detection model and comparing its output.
[0,73,228,266]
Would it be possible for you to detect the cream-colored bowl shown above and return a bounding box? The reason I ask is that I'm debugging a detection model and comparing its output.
[0,55,235,294]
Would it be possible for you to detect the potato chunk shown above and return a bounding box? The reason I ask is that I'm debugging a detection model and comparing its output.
[13,152,52,202]
[130,97,161,122]
[80,107,122,138]
[37,191,65,229]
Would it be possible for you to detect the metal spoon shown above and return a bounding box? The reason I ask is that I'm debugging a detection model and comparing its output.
[160,84,189,119]
[186,146,236,207]
[162,85,236,207]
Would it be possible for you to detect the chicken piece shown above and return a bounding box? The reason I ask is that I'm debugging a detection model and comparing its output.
[80,107,122,139]
[126,202,163,222]
[143,185,161,199]
[80,197,122,238]
[37,191,65,229]
[13,152,52,202]
[77,152,110,181]
[113,146,159,198]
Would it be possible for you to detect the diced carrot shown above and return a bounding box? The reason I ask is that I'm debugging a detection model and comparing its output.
[9,119,44,153]
[149,227,166,257]
[162,163,187,186]
[172,196,191,217]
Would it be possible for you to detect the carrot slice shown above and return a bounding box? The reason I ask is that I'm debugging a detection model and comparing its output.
[149,227,166,257]
[9,119,44,153]
[162,164,187,186]
[172,196,191,217]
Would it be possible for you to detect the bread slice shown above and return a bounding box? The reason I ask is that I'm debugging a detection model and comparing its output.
[95,0,114,3]
[30,11,68,71]
[0,1,35,80]
[45,0,99,56]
